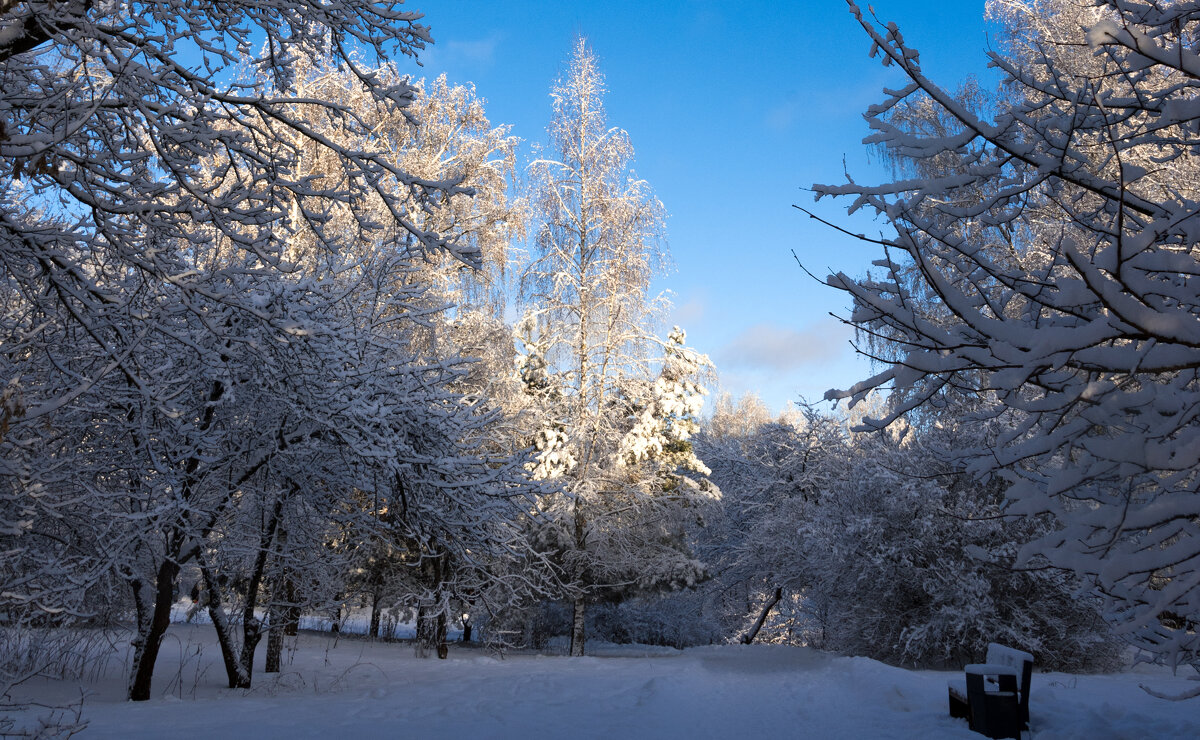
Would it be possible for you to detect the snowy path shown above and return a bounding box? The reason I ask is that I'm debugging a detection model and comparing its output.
[10,626,1200,739]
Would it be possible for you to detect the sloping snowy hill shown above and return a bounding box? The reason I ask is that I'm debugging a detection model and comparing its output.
[9,625,1200,739]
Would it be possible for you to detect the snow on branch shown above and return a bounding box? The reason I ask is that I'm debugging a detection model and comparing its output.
[817,0,1200,670]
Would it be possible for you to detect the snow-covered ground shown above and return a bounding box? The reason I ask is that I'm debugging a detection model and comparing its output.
[6,620,1199,739]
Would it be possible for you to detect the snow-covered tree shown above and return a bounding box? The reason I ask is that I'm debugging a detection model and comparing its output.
[395,74,526,317]
[816,1,1200,680]
[268,61,536,655]
[617,328,715,490]
[796,411,1119,670]
[519,38,717,656]
[0,1,473,399]
[694,406,846,645]
[0,1,457,621]
[287,64,525,336]
[707,392,774,441]
[687,396,1119,666]
[0,12,547,700]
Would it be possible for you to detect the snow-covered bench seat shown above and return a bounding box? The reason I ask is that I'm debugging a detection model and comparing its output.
[948,643,1033,739]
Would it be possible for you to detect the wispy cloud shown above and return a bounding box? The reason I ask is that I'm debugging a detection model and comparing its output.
[717,319,848,372]
[419,33,504,73]
[670,295,706,328]
[764,99,803,132]
[763,69,895,133]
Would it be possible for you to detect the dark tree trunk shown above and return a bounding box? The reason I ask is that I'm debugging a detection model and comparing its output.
[235,492,284,682]
[265,526,291,674]
[207,490,286,687]
[264,586,299,672]
[369,581,382,640]
[415,600,450,658]
[435,611,448,659]
[741,587,783,645]
[264,609,284,674]
[127,559,180,701]
[199,558,250,689]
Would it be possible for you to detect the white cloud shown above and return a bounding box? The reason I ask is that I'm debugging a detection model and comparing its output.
[717,319,848,372]
[444,38,500,65]
[764,99,802,132]
[419,34,503,72]
[670,295,706,328]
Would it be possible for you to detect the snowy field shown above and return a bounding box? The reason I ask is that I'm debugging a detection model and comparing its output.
[6,618,1200,739]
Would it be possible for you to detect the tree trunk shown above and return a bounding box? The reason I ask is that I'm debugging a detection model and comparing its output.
[283,584,300,637]
[741,587,783,645]
[264,584,299,672]
[126,578,151,696]
[264,608,284,674]
[202,490,285,689]
[232,506,277,682]
[207,600,250,689]
[265,526,292,674]
[415,603,430,657]
[569,489,588,657]
[127,559,180,701]
[369,582,382,640]
[131,378,228,699]
[200,561,251,690]
[435,611,448,659]
[570,597,586,657]
[237,617,264,684]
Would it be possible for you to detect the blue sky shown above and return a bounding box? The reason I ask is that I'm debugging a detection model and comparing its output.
[412,1,999,415]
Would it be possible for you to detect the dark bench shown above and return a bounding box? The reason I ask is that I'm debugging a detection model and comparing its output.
[948,643,1034,739]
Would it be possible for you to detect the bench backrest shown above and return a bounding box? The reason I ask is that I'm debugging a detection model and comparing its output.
[986,643,1034,670]
[985,643,1033,725]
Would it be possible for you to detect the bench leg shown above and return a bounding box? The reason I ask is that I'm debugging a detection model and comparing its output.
[948,687,970,720]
